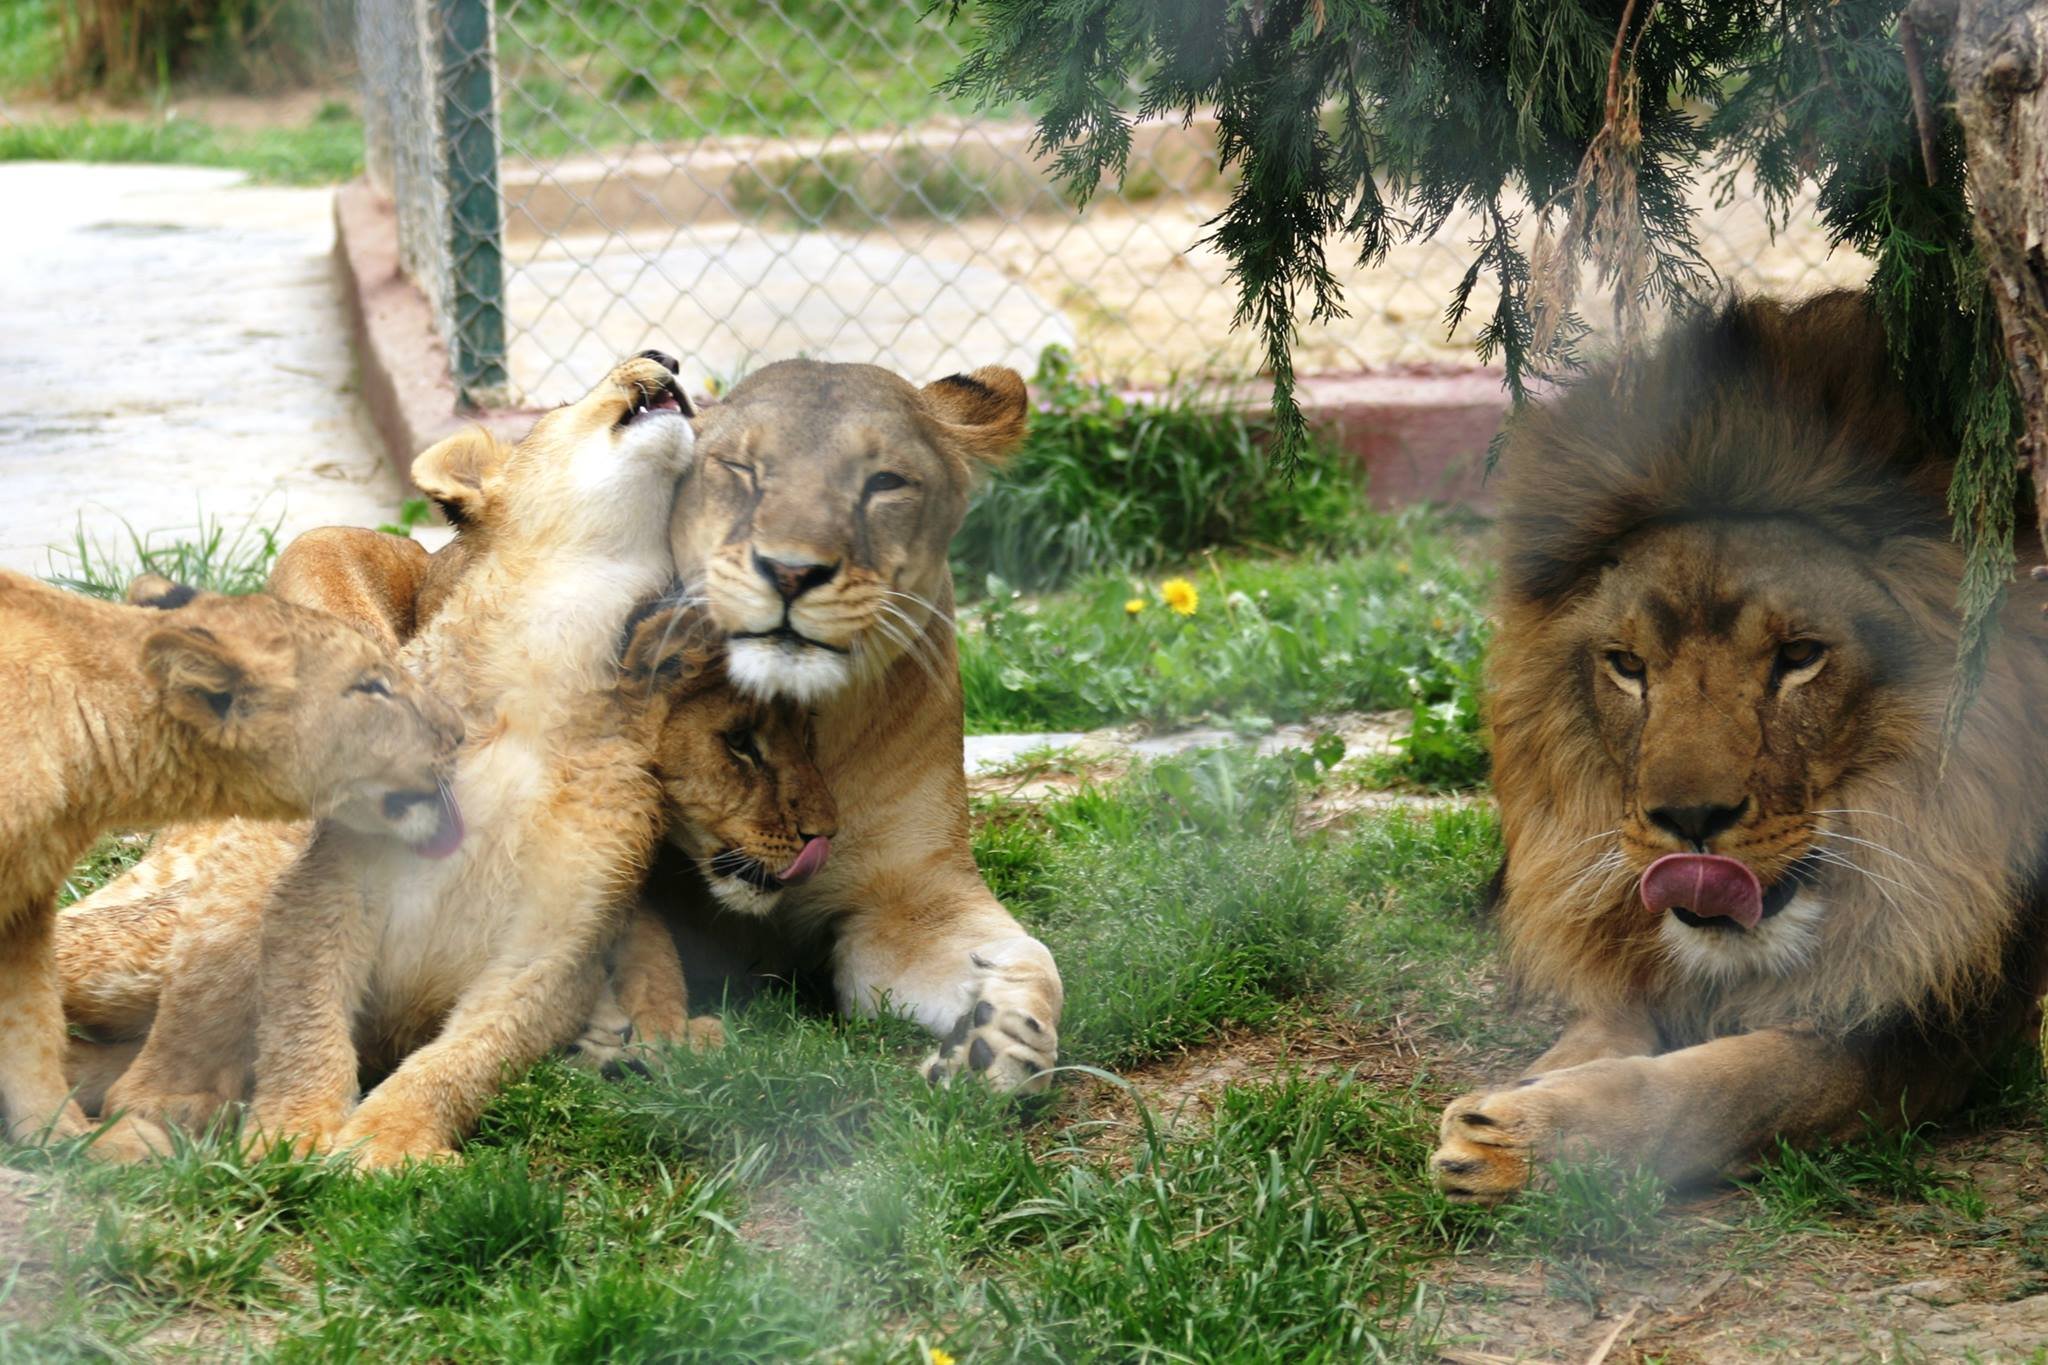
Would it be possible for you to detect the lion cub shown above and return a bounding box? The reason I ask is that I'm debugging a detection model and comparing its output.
[0,569,461,1159]
[61,595,838,1121]
[223,354,710,1166]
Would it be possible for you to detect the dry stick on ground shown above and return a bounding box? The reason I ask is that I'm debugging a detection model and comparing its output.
[1929,0,2048,577]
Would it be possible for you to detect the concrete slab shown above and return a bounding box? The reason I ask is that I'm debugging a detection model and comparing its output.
[0,163,408,577]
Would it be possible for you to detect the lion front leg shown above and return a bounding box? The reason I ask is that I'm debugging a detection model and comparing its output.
[831,873,1062,1095]
[247,836,376,1156]
[1430,1028,1877,1201]
[567,905,722,1075]
[333,944,608,1168]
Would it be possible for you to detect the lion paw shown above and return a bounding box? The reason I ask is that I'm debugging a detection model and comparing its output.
[105,1084,240,1135]
[82,1112,171,1163]
[922,988,1056,1095]
[1430,1087,1549,1203]
[331,1115,458,1171]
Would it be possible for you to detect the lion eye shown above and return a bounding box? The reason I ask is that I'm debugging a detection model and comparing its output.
[1776,639,1826,672]
[863,471,911,497]
[351,677,393,699]
[724,728,763,764]
[1606,650,1646,681]
[717,460,757,489]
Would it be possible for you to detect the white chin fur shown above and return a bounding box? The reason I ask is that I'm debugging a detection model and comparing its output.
[726,637,851,704]
[1658,891,1826,986]
[704,874,781,917]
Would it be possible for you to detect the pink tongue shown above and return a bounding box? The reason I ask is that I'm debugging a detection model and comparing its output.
[411,789,465,860]
[1639,853,1763,929]
[776,836,831,885]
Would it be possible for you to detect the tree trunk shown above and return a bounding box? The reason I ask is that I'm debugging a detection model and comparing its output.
[1939,0,2048,557]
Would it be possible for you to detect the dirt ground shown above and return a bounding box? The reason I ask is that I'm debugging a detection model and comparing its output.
[1109,1015,2048,1363]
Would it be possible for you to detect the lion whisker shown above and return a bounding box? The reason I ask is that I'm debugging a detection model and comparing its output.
[1812,829,1934,875]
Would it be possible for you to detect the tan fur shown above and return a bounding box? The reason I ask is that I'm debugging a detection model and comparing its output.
[1431,294,2048,1199]
[0,570,460,1158]
[122,356,697,1166]
[669,360,1063,1091]
[62,604,834,1122]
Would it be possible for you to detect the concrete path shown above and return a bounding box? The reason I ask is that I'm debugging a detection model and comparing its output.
[0,163,407,577]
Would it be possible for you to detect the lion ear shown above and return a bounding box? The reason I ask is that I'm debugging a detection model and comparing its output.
[919,367,1028,468]
[411,427,508,528]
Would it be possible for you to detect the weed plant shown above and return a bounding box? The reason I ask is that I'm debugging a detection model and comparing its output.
[953,347,1371,594]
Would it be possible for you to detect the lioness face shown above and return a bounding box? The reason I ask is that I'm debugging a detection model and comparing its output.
[1579,519,1933,982]
[672,360,1027,704]
[655,681,838,914]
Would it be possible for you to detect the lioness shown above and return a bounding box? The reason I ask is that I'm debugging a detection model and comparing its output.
[221,352,704,1166]
[672,361,1062,1090]
[1431,293,2048,1199]
[1,569,461,1158]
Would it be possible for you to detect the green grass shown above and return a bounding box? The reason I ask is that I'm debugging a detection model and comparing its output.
[42,511,282,601]
[958,521,1490,736]
[954,348,1372,595]
[496,0,990,158]
[0,106,364,185]
[11,750,1519,1359]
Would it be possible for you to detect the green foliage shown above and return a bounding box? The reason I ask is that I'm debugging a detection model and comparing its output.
[1501,1156,1668,1259]
[945,0,2022,688]
[959,528,1488,733]
[376,497,435,539]
[48,0,345,96]
[496,0,990,155]
[0,111,365,184]
[1365,642,1490,792]
[954,347,1371,594]
[1745,1117,1962,1230]
[42,511,280,600]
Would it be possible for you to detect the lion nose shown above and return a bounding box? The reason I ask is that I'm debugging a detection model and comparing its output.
[1648,800,1747,846]
[637,349,680,375]
[753,552,836,604]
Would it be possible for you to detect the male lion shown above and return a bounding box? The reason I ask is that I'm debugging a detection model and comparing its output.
[1,569,461,1158]
[1431,292,2048,1200]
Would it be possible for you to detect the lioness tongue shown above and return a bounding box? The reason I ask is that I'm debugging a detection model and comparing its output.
[1639,853,1763,930]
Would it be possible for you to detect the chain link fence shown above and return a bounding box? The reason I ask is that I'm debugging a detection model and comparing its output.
[359,0,1872,409]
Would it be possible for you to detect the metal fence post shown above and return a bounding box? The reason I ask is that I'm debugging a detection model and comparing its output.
[437,0,508,407]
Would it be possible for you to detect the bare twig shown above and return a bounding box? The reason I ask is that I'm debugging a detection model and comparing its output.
[1582,1302,1642,1365]
[1899,13,1941,186]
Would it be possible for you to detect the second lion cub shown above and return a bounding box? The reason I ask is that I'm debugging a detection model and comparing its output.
[243,353,703,1165]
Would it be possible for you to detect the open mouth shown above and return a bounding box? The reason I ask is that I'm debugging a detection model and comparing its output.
[383,786,465,859]
[618,375,691,428]
[708,836,832,893]
[1647,852,1819,933]
[730,625,848,655]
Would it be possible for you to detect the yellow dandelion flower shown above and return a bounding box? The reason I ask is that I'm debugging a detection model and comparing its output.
[1124,597,1147,615]
[928,1350,957,1365]
[1160,577,1199,616]
[1395,559,1412,576]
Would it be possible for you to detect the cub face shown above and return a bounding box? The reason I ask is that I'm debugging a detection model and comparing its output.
[130,574,465,852]
[617,597,838,915]
[671,360,1029,704]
